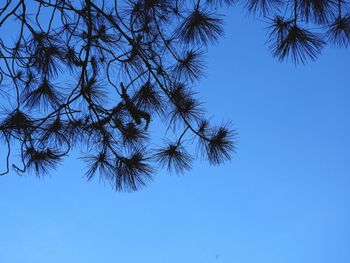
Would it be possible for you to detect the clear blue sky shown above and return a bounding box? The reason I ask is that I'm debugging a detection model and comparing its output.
[1,6,350,263]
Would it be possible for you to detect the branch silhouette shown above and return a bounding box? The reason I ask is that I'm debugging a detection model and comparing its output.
[0,0,348,190]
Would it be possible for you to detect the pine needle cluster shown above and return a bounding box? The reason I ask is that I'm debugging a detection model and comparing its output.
[0,0,236,190]
[0,0,347,190]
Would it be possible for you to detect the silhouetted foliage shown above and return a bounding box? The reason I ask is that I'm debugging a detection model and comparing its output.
[0,0,348,191]
[263,0,349,63]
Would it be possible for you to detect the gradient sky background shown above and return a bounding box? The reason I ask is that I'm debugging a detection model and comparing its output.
[1,5,350,263]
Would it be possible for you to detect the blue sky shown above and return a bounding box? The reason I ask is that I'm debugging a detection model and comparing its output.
[1,6,350,263]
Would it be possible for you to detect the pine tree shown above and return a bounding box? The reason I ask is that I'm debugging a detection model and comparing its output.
[0,0,348,191]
